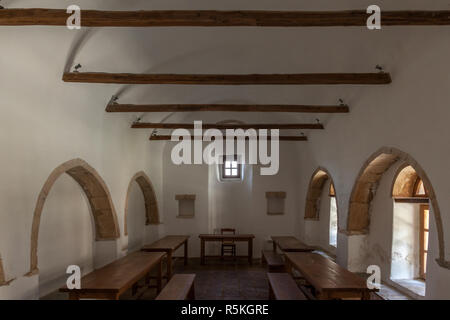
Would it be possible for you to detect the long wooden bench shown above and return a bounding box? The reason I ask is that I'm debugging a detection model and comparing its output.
[261,250,285,272]
[155,274,196,300]
[267,273,307,300]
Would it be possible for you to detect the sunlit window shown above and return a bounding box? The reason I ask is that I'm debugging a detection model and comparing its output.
[329,183,338,247]
[420,205,430,279]
[222,155,241,179]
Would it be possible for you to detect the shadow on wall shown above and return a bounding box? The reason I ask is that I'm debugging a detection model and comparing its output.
[26,158,120,276]
[124,171,161,237]
[345,146,449,270]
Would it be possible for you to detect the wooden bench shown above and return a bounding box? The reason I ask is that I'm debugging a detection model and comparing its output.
[155,274,196,300]
[261,250,285,272]
[267,273,307,300]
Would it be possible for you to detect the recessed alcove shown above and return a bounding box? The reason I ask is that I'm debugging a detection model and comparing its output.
[175,194,196,218]
[266,192,286,215]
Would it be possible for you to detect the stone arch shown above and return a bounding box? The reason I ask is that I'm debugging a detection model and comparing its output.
[346,147,449,269]
[304,167,336,220]
[28,159,120,275]
[391,164,421,198]
[0,256,5,285]
[124,171,160,236]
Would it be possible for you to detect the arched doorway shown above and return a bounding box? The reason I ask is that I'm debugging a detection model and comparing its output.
[28,159,120,275]
[346,147,448,269]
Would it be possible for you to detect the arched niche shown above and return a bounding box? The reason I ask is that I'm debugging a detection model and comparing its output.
[304,167,335,220]
[28,159,120,275]
[124,171,160,236]
[346,147,449,269]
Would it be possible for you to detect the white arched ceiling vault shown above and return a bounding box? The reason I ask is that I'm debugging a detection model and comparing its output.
[17,0,449,132]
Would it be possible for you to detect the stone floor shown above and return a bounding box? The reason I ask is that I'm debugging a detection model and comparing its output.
[172,258,269,300]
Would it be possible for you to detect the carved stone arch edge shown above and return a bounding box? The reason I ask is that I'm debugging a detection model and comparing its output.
[124,171,161,236]
[26,158,120,276]
[304,166,336,221]
[345,146,449,270]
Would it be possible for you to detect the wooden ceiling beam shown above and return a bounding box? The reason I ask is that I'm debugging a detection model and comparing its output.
[106,103,350,113]
[63,72,391,85]
[150,135,308,141]
[2,9,450,27]
[132,123,324,130]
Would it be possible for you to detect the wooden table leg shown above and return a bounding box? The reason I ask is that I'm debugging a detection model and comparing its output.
[285,258,293,275]
[362,291,371,300]
[68,292,80,300]
[132,283,138,296]
[167,251,173,280]
[184,240,188,266]
[316,291,329,300]
[248,238,253,265]
[157,259,162,294]
[200,239,205,265]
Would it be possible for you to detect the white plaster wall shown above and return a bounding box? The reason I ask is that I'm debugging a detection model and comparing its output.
[126,181,147,253]
[162,139,302,258]
[0,0,164,299]
[37,175,95,298]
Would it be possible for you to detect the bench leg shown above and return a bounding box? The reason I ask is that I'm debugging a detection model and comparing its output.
[68,292,80,300]
[188,284,195,300]
[157,260,162,294]
[248,239,253,265]
[200,239,206,265]
[132,283,138,296]
[167,251,173,280]
[184,240,188,266]
[268,283,275,300]
[362,291,371,300]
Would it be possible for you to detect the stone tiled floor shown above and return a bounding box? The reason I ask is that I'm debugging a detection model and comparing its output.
[173,258,269,300]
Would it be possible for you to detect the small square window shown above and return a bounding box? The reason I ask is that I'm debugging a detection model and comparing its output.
[222,156,241,179]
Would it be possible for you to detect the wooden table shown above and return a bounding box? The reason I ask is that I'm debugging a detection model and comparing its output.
[271,236,315,253]
[142,235,189,280]
[59,251,165,300]
[284,252,375,300]
[199,234,255,265]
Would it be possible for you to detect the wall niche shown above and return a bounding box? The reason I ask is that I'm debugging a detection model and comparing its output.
[175,194,196,218]
[266,192,286,215]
